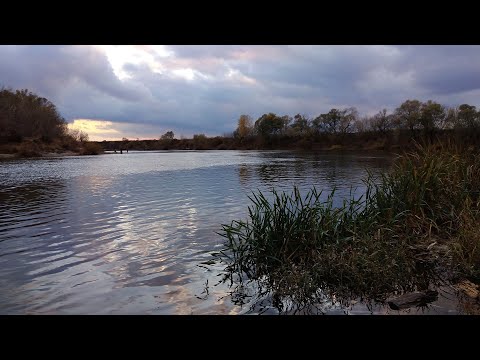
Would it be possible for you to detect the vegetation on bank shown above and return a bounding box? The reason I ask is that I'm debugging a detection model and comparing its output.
[0,87,101,157]
[100,99,480,152]
[215,142,480,313]
[2,85,479,155]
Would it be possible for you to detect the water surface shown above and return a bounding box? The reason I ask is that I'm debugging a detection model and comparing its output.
[0,150,463,314]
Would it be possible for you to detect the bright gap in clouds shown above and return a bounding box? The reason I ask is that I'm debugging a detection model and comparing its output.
[94,45,172,80]
[172,68,195,80]
[94,45,210,82]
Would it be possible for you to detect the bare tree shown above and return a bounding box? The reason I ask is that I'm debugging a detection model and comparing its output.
[161,131,175,140]
[339,107,357,136]
[370,109,394,134]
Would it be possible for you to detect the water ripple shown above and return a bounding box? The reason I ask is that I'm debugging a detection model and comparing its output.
[0,150,402,314]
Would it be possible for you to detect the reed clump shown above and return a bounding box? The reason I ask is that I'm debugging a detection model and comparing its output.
[216,142,480,311]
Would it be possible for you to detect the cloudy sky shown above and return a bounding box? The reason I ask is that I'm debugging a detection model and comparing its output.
[1,45,480,141]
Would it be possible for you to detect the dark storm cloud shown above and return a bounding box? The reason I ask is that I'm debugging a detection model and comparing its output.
[0,46,145,103]
[162,45,417,116]
[401,46,480,95]
[1,45,480,137]
[420,69,480,94]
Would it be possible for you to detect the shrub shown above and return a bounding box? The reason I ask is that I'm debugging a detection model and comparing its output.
[17,140,42,157]
[215,142,480,313]
[80,142,104,155]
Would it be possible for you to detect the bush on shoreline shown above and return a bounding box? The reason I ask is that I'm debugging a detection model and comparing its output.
[79,141,104,155]
[0,87,99,157]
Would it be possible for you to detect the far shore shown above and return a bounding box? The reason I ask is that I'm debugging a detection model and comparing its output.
[1,147,396,160]
[0,151,80,159]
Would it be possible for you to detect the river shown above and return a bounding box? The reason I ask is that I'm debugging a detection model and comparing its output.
[0,150,463,314]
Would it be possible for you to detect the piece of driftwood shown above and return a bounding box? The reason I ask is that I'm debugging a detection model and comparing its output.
[387,290,438,310]
[455,280,479,299]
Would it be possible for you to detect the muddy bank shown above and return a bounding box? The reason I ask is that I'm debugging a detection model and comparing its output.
[0,151,81,159]
[0,153,16,159]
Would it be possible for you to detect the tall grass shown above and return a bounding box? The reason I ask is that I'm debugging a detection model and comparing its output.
[216,142,480,312]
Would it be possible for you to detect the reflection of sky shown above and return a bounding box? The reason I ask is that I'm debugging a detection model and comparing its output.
[238,151,389,208]
[0,150,395,314]
[0,151,265,187]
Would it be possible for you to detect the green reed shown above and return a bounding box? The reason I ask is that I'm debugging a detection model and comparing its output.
[215,142,480,312]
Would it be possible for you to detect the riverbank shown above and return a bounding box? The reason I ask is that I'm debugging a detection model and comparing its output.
[0,150,98,159]
[97,128,480,153]
[0,139,103,159]
[98,135,403,152]
[0,151,80,160]
[216,142,480,313]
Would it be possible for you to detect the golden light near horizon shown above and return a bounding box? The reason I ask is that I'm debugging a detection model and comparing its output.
[68,119,168,141]
[68,119,122,141]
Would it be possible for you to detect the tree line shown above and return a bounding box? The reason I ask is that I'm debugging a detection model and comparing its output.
[4,86,476,153]
[234,100,480,143]
[100,99,480,152]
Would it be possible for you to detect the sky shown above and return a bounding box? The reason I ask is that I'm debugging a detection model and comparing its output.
[1,45,480,141]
